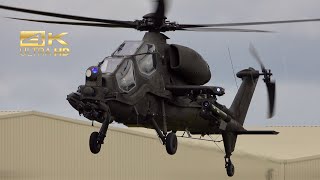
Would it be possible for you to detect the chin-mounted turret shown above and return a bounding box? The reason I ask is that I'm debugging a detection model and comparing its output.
[78,66,108,100]
[67,66,109,122]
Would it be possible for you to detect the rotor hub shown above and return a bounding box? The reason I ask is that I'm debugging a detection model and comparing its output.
[135,13,177,32]
[142,13,167,20]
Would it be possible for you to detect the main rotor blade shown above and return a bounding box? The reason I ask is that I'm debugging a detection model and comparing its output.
[267,81,276,118]
[7,17,133,28]
[249,43,266,70]
[0,4,135,27]
[154,0,166,18]
[179,27,273,33]
[153,0,166,27]
[179,18,320,28]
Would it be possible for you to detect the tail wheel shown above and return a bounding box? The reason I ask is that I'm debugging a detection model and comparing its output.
[89,131,101,154]
[226,161,235,177]
[165,132,178,155]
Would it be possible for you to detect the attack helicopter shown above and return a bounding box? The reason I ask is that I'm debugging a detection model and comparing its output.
[2,0,320,177]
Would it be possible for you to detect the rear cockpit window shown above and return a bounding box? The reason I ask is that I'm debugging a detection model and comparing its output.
[136,44,156,76]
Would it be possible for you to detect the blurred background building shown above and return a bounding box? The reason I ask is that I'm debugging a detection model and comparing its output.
[0,111,319,180]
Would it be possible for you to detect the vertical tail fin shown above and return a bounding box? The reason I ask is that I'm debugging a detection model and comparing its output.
[223,68,260,154]
[229,68,259,125]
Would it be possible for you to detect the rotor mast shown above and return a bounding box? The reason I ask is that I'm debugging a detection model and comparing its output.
[142,32,169,44]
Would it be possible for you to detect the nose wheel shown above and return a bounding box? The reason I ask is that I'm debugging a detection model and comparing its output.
[89,131,101,154]
[89,111,111,154]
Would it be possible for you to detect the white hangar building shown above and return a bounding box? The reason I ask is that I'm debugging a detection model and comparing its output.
[0,110,319,180]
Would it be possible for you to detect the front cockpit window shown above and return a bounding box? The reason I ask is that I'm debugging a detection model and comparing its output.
[100,57,123,74]
[116,59,136,92]
[136,44,156,76]
[113,41,143,56]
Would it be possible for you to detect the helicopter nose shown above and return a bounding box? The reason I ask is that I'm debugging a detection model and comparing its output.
[66,92,83,111]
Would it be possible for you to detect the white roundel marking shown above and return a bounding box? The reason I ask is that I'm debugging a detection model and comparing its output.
[86,69,92,77]
[217,88,221,92]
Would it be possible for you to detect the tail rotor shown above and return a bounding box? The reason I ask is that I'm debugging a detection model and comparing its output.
[249,43,276,118]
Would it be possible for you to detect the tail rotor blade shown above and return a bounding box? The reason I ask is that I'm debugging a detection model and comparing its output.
[267,81,276,118]
[249,43,266,71]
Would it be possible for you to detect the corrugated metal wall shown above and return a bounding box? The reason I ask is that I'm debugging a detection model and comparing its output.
[0,112,311,180]
[284,156,320,180]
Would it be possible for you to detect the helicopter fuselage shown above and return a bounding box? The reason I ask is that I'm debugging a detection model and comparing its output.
[67,32,227,134]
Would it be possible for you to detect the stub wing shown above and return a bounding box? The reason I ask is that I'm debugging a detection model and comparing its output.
[165,85,225,97]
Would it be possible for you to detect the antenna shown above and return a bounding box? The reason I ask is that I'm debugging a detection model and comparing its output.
[227,46,238,89]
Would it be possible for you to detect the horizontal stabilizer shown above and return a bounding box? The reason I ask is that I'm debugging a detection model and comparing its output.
[235,130,279,135]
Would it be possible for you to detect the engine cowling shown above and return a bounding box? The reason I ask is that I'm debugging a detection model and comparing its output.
[169,44,211,85]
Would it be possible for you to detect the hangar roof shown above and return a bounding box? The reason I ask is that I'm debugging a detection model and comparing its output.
[0,110,28,116]
[0,110,319,161]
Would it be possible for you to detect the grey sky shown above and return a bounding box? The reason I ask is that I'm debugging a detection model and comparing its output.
[0,0,320,126]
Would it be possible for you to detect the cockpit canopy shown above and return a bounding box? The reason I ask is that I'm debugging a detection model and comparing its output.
[99,41,157,92]
[113,41,143,56]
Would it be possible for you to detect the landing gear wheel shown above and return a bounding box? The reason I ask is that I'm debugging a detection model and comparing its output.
[89,131,101,154]
[226,161,235,177]
[165,132,178,155]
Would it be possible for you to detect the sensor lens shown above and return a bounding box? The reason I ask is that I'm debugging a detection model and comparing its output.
[86,69,92,77]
